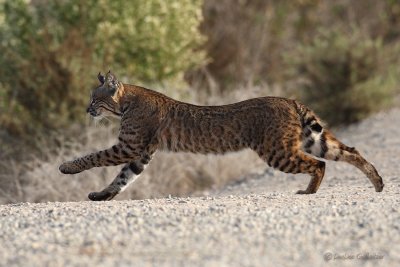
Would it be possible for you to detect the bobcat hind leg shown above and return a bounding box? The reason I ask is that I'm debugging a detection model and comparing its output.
[304,130,384,192]
[294,159,325,194]
[322,132,384,192]
[257,144,326,194]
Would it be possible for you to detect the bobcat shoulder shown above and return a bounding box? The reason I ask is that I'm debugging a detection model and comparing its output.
[59,71,384,201]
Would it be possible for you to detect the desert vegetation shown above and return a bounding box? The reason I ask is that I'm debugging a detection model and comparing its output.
[0,0,399,204]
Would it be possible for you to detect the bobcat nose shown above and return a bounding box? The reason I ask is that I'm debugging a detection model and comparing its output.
[87,106,95,115]
[87,106,99,117]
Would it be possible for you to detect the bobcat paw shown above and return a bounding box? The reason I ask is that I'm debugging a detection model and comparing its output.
[59,161,82,174]
[88,191,118,201]
[375,181,384,192]
[296,189,316,195]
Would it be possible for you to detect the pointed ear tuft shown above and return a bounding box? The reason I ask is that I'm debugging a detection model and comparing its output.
[105,70,119,95]
[97,72,105,84]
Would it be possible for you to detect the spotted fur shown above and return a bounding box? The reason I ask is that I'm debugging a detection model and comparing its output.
[59,71,384,201]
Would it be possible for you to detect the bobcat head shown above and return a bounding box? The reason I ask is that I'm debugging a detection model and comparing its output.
[86,71,122,118]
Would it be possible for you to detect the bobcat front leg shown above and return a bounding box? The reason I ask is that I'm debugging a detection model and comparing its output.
[59,143,142,174]
[87,154,152,201]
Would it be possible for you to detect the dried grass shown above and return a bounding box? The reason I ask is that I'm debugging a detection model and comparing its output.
[0,125,265,204]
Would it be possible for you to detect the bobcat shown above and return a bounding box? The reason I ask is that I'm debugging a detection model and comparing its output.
[59,71,384,201]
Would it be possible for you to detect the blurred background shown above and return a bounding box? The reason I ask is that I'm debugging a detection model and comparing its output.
[0,0,399,204]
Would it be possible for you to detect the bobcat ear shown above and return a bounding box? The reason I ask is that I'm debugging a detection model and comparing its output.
[105,70,119,95]
[97,72,105,84]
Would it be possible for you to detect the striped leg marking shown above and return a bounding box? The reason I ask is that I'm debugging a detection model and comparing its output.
[88,157,151,201]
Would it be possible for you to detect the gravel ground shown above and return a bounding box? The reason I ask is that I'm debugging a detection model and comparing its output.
[1,109,400,267]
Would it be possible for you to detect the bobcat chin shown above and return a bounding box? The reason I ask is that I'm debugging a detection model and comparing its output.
[59,71,384,201]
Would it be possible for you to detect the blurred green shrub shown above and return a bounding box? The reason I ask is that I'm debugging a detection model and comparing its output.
[286,29,396,126]
[0,0,204,142]
[197,0,400,92]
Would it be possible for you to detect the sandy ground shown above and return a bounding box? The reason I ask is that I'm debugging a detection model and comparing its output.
[1,109,399,267]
